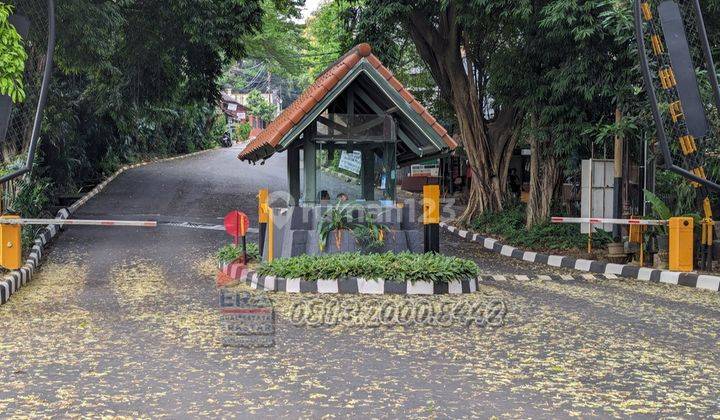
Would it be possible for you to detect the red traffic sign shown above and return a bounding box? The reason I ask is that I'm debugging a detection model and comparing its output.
[224,210,250,239]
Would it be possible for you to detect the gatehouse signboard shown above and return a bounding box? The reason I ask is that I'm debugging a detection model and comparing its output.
[338,150,362,175]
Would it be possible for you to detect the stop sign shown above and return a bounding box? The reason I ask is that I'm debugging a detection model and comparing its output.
[224,210,250,240]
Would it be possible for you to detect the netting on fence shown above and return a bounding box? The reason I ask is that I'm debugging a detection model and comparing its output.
[0,0,52,209]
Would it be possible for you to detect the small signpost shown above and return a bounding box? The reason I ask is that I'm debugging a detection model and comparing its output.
[224,210,250,263]
[220,212,274,348]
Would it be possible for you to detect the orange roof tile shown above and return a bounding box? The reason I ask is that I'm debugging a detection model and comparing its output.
[238,43,457,161]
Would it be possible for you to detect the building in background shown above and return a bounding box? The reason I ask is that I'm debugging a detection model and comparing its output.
[220,88,281,140]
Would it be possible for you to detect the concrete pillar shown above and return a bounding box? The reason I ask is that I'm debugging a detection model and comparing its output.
[287,146,300,205]
[361,146,375,201]
[303,140,317,203]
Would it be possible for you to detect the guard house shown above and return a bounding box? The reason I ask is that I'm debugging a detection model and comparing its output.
[238,44,457,258]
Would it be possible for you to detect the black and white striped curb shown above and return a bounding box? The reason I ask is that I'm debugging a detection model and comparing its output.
[0,208,70,305]
[478,273,621,282]
[440,222,720,292]
[0,147,218,306]
[232,269,632,294]
[235,269,479,295]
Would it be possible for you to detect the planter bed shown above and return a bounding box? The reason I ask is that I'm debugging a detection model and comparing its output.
[222,252,481,295]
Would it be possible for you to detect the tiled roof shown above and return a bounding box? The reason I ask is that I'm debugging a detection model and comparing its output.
[238,43,457,161]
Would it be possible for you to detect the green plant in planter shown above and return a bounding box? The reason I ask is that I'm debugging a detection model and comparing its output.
[318,202,357,251]
[257,252,480,283]
[217,243,260,264]
[353,211,390,253]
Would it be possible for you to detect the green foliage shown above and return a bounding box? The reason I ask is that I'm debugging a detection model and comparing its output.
[34,0,267,196]
[244,0,306,79]
[643,188,703,236]
[9,175,52,251]
[217,243,260,264]
[317,202,357,251]
[470,204,526,239]
[353,212,390,254]
[304,0,356,77]
[235,122,252,142]
[644,189,672,221]
[471,203,611,251]
[257,252,480,283]
[0,2,27,103]
[246,89,276,123]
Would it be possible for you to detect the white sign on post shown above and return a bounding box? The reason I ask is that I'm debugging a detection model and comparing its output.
[580,159,614,234]
[338,151,362,175]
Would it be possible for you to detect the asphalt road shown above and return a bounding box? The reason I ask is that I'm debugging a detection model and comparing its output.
[1,145,719,417]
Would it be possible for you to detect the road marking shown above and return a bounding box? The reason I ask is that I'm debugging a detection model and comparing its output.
[160,221,259,233]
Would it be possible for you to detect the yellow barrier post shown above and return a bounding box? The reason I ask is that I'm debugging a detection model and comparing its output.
[629,222,646,266]
[0,215,22,270]
[423,184,440,253]
[258,189,269,258]
[267,209,274,262]
[669,217,694,272]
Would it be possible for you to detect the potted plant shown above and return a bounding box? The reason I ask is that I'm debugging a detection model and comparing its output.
[353,212,390,254]
[318,202,357,252]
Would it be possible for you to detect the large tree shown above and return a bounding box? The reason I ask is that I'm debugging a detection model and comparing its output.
[490,0,640,227]
[356,0,523,223]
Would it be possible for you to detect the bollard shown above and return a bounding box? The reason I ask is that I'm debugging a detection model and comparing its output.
[0,214,22,270]
[258,189,268,257]
[669,216,694,272]
[423,184,440,253]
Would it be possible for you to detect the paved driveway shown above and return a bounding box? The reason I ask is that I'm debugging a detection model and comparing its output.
[0,145,718,417]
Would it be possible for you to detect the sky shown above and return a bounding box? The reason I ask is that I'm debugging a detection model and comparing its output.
[300,0,324,21]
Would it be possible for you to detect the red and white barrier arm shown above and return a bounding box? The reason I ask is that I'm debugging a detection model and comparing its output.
[551,217,667,226]
[0,218,157,227]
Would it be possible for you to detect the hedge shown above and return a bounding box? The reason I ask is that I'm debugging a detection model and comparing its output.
[257,252,479,283]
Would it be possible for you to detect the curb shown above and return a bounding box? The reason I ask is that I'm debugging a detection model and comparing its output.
[219,260,246,280]
[0,147,218,306]
[233,269,479,295]
[228,269,629,295]
[0,208,69,304]
[440,222,720,292]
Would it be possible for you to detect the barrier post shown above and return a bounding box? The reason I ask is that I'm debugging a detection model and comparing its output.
[423,184,440,253]
[0,214,21,270]
[258,189,268,257]
[669,216,694,272]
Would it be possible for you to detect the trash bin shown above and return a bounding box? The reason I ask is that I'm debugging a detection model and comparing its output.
[669,217,694,272]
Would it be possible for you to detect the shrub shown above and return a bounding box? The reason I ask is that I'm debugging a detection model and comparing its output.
[217,243,260,264]
[257,252,479,283]
[470,204,611,251]
[235,122,251,141]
